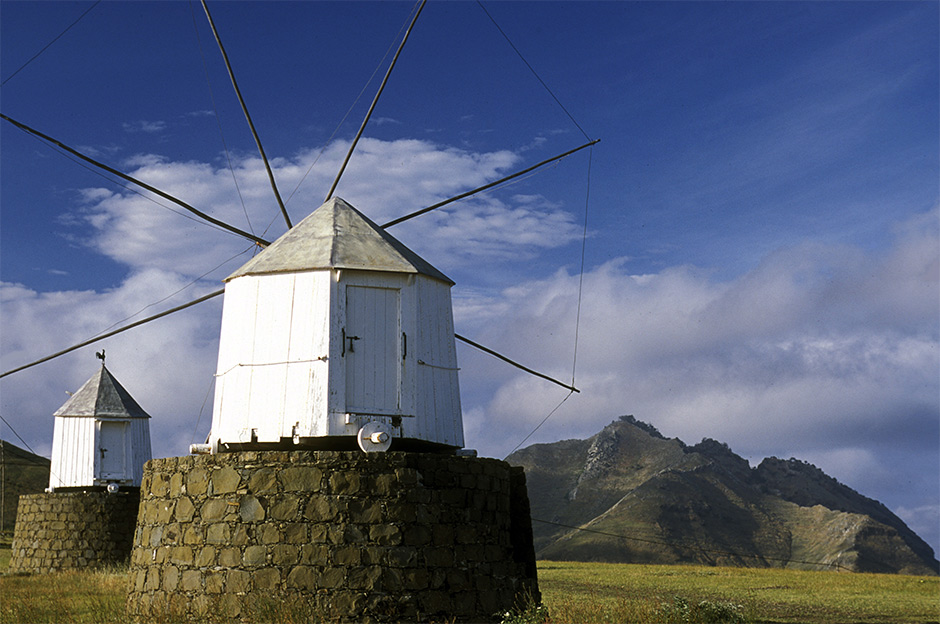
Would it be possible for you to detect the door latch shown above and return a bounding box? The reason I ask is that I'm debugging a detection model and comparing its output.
[342,328,360,355]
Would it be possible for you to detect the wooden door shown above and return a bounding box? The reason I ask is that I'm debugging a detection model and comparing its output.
[345,285,401,414]
[97,420,126,479]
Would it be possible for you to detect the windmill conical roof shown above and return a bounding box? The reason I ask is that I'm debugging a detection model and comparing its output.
[53,365,150,419]
[226,197,453,284]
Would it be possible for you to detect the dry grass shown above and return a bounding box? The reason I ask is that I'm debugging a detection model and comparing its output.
[0,565,127,624]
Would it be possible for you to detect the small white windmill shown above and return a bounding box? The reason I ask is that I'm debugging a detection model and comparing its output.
[48,353,152,491]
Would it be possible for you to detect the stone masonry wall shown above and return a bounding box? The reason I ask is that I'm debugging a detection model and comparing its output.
[9,491,140,574]
[125,451,539,623]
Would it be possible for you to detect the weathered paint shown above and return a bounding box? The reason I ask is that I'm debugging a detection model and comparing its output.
[209,198,463,450]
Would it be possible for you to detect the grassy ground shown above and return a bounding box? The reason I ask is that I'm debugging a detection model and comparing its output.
[537,561,940,624]
[0,553,937,623]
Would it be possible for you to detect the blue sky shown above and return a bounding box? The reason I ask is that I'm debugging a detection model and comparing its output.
[1,2,937,557]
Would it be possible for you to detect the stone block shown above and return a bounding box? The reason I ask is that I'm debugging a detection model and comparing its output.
[304,497,337,521]
[346,565,382,590]
[347,499,384,523]
[369,523,401,545]
[227,569,251,594]
[284,523,307,543]
[247,468,277,494]
[329,471,361,495]
[426,546,455,567]
[279,466,322,491]
[254,567,281,590]
[212,467,241,494]
[372,473,396,495]
[219,547,241,567]
[333,545,360,566]
[403,524,431,546]
[206,522,229,544]
[402,567,429,590]
[186,467,209,496]
[286,565,317,590]
[183,525,204,545]
[272,544,299,566]
[242,545,267,566]
[343,524,366,543]
[169,546,193,565]
[162,565,180,591]
[181,569,202,592]
[269,496,299,521]
[206,569,225,594]
[299,543,329,564]
[202,499,229,521]
[330,590,365,614]
[195,545,216,567]
[260,524,281,544]
[318,567,345,588]
[239,495,265,522]
[231,524,250,546]
[174,496,195,522]
[388,546,417,568]
[169,472,183,497]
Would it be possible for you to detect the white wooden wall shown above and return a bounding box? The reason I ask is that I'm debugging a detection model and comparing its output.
[210,268,463,449]
[127,418,152,486]
[211,271,332,445]
[48,417,151,489]
[410,275,463,447]
[49,417,94,489]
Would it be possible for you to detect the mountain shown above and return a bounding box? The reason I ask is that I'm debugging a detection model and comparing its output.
[507,416,938,576]
[0,440,50,535]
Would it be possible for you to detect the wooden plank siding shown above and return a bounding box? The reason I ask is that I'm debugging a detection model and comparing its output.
[211,272,333,445]
[49,416,95,488]
[210,266,462,449]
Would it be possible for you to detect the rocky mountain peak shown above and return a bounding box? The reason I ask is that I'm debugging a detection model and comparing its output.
[507,416,939,575]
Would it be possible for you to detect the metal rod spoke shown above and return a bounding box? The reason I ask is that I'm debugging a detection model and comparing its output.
[1,114,270,246]
[201,0,291,229]
[383,139,599,228]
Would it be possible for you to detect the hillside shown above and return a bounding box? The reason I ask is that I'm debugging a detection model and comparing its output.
[507,416,939,575]
[1,440,50,535]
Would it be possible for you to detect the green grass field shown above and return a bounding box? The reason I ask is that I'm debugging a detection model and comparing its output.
[1,548,937,624]
[536,561,939,624]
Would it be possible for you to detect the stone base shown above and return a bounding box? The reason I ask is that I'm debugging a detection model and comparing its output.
[9,491,140,574]
[125,451,539,623]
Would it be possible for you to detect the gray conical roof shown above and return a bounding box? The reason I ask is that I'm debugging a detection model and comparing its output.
[53,365,150,419]
[226,197,453,284]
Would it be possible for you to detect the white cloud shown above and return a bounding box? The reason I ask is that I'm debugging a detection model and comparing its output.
[0,270,223,459]
[122,120,168,134]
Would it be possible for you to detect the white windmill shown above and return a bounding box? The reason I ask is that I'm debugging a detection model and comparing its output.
[204,196,463,453]
[48,353,152,491]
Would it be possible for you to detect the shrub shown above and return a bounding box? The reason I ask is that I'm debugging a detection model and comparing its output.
[658,596,749,624]
[500,595,550,624]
